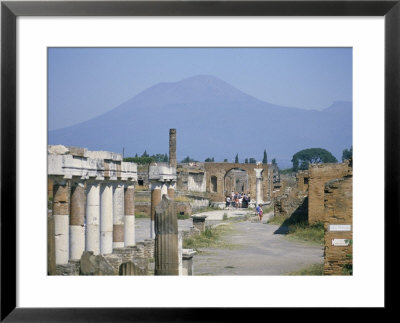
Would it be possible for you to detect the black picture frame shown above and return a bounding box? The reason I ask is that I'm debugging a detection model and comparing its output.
[1,0,398,321]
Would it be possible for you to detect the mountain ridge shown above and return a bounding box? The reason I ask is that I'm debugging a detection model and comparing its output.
[49,75,352,168]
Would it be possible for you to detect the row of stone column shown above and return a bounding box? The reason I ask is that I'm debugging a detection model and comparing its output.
[52,178,135,265]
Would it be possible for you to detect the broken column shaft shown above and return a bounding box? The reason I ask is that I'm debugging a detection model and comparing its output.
[169,128,177,168]
[154,196,179,275]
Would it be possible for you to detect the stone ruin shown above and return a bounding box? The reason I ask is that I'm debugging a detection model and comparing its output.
[47,145,139,275]
[47,134,196,276]
[47,128,276,276]
[273,159,353,275]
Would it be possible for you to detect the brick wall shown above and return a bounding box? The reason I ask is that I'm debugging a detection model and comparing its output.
[308,162,351,224]
[323,173,353,275]
[296,170,309,194]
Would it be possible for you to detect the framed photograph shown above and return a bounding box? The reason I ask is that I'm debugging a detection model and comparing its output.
[1,0,398,320]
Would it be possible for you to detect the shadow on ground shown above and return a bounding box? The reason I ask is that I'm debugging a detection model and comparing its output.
[274,197,308,235]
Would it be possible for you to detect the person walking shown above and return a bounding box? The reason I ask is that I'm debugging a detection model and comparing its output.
[256,204,263,222]
[226,196,231,208]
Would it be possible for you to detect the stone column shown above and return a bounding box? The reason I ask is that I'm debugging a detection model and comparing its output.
[100,182,113,254]
[154,195,179,275]
[70,181,86,260]
[124,184,136,247]
[161,182,168,198]
[113,183,125,249]
[86,181,100,255]
[255,168,263,206]
[47,211,56,275]
[52,179,70,265]
[167,181,175,199]
[150,181,162,239]
[178,231,183,275]
[169,128,177,168]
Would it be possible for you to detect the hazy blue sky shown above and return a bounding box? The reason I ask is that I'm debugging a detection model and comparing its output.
[48,47,352,130]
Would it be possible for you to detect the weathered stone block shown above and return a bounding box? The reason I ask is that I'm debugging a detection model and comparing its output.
[80,251,115,275]
[119,260,148,275]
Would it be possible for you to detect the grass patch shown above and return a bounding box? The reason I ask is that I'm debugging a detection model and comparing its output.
[262,204,274,214]
[267,198,324,245]
[135,212,150,219]
[135,186,149,192]
[135,196,151,203]
[267,215,287,225]
[48,196,53,210]
[174,196,191,203]
[286,222,324,245]
[177,213,191,220]
[287,263,324,275]
[183,224,233,250]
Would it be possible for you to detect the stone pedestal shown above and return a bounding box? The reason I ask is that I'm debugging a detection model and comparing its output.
[182,249,196,275]
[154,196,179,275]
[53,180,70,265]
[191,215,207,232]
[86,181,100,254]
[70,181,86,260]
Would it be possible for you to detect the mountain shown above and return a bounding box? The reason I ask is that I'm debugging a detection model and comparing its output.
[49,75,352,168]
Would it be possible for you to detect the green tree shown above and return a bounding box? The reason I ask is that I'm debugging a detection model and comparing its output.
[163,153,168,162]
[141,150,149,158]
[224,159,228,162]
[262,149,268,164]
[291,148,338,172]
[181,156,197,163]
[244,158,249,164]
[272,158,277,166]
[249,158,256,164]
[235,154,239,163]
[205,157,215,162]
[342,146,353,162]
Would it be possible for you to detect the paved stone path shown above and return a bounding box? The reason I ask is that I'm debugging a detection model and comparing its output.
[135,209,324,275]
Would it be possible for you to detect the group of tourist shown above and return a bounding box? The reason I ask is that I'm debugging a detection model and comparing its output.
[225,191,251,208]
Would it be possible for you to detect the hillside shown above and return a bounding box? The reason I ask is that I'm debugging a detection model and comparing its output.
[49,75,352,168]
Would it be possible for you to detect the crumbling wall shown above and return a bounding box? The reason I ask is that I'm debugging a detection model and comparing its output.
[323,173,353,275]
[296,170,309,195]
[308,162,351,224]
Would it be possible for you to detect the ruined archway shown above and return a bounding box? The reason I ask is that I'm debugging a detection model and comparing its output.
[204,163,270,202]
[224,168,249,197]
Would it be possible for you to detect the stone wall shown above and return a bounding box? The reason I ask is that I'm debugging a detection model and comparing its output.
[296,170,309,195]
[56,260,80,276]
[323,173,353,275]
[308,162,351,224]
